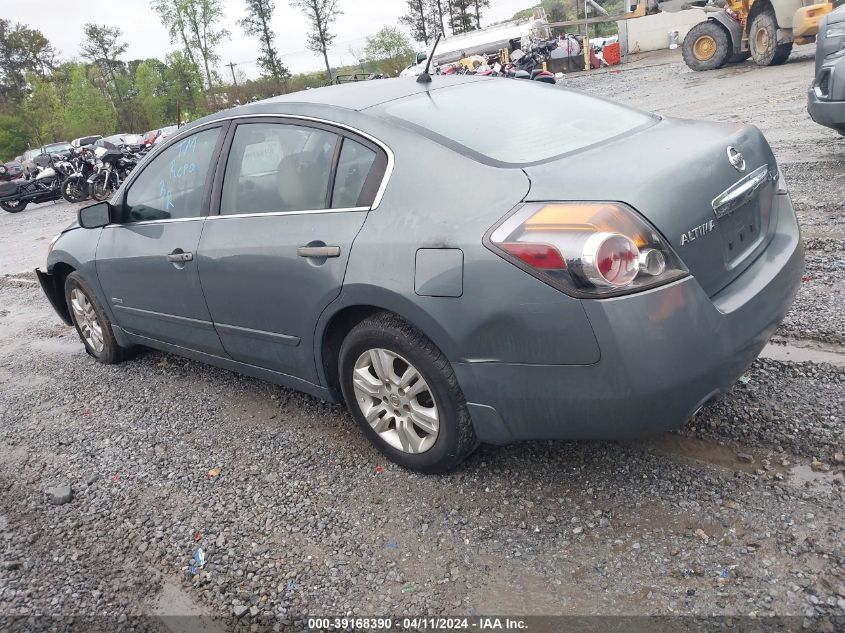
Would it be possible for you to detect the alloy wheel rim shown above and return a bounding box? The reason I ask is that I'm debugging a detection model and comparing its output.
[351,348,440,454]
[70,288,105,353]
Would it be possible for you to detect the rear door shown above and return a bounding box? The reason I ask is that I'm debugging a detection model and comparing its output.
[197,117,388,382]
[95,124,228,354]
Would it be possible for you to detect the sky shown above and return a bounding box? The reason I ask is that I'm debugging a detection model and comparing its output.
[2,0,536,76]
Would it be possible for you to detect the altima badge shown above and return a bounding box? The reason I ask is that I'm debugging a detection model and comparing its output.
[680,219,715,246]
[727,146,746,172]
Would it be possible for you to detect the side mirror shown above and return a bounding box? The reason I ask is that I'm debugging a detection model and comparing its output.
[78,201,113,229]
[416,51,428,64]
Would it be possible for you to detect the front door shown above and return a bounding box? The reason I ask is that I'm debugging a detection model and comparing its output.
[96,125,227,355]
[197,120,386,382]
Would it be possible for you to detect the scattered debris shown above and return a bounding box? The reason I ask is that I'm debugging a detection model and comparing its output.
[189,548,206,575]
[736,452,754,464]
[45,485,73,506]
[206,467,221,479]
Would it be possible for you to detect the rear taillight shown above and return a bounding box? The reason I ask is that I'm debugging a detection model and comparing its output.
[485,202,688,298]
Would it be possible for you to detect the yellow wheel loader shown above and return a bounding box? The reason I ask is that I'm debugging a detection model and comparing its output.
[675,0,833,70]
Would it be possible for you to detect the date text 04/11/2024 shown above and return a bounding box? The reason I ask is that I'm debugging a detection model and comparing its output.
[306,617,528,630]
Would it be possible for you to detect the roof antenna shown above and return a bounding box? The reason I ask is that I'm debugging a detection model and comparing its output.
[417,33,443,84]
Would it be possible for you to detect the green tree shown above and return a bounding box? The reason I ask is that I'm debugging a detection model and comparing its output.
[240,0,290,83]
[163,50,206,123]
[62,64,116,138]
[364,27,414,75]
[133,60,167,130]
[24,75,64,145]
[471,0,490,28]
[448,0,475,34]
[0,20,56,101]
[290,0,342,84]
[399,0,431,45]
[0,113,29,159]
[80,24,128,104]
[154,0,230,90]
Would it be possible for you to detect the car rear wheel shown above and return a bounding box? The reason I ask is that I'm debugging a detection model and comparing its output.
[1,199,27,213]
[682,21,730,71]
[339,312,478,473]
[64,271,132,364]
[749,9,792,66]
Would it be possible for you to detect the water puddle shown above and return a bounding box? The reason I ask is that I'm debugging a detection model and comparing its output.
[641,434,842,491]
[760,341,845,366]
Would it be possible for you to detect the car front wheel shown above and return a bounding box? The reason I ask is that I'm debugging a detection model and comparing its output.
[64,271,131,364]
[339,312,478,473]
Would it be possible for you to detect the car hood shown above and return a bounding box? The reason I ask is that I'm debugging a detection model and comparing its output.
[522,116,778,297]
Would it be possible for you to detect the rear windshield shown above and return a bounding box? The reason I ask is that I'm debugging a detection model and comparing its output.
[376,80,654,165]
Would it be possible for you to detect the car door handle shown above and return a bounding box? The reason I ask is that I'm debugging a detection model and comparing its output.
[297,246,340,258]
[166,251,194,262]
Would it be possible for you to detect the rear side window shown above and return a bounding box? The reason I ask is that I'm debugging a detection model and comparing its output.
[377,80,654,165]
[124,127,221,222]
[221,123,338,214]
[332,139,377,208]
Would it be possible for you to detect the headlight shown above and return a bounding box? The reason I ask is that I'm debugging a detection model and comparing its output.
[826,25,845,39]
[48,233,61,253]
[486,202,689,298]
[0,165,6,174]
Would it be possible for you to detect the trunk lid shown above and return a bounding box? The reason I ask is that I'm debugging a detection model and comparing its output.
[522,116,778,297]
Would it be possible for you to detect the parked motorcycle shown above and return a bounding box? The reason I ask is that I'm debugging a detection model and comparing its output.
[61,146,97,203]
[87,145,140,201]
[0,154,67,213]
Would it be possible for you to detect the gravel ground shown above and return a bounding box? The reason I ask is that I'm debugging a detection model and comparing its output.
[1,49,844,632]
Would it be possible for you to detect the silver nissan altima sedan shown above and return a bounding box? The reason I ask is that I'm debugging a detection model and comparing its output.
[36,76,803,473]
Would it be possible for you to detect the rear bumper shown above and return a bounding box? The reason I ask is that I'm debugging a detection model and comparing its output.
[455,193,804,444]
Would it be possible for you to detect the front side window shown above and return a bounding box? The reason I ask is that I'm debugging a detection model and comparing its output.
[221,123,338,214]
[123,127,221,222]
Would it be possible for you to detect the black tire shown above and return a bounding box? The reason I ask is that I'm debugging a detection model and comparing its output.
[61,176,89,203]
[88,174,112,202]
[682,21,730,71]
[338,312,478,473]
[0,199,27,213]
[749,9,792,66]
[64,271,132,364]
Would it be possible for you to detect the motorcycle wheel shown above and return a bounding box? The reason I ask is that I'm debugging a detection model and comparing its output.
[62,176,90,203]
[1,199,27,213]
[88,176,113,202]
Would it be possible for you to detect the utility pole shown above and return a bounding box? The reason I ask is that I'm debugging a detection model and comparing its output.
[227,61,239,87]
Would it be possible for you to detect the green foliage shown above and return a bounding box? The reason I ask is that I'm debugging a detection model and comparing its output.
[154,0,230,90]
[0,113,29,159]
[290,0,343,83]
[63,64,117,139]
[0,19,56,102]
[365,27,414,64]
[240,0,290,82]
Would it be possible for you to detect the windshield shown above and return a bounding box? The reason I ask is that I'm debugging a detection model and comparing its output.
[44,143,71,153]
[375,80,655,165]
